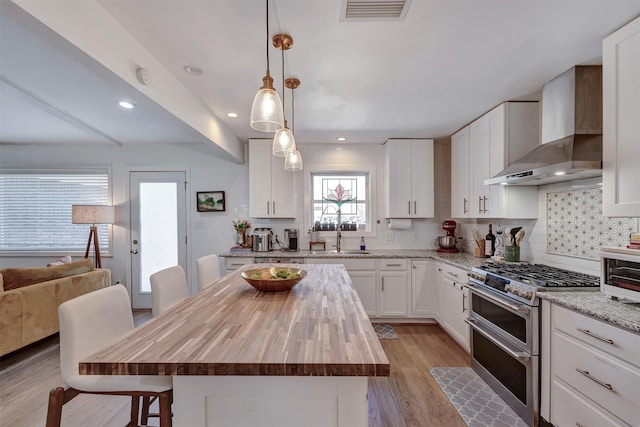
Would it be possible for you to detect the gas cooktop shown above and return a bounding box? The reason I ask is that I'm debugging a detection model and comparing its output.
[477,262,600,288]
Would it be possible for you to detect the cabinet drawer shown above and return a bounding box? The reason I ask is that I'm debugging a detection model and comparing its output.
[553,304,640,367]
[224,258,253,270]
[551,378,627,427]
[553,331,640,425]
[378,259,408,270]
[307,258,376,271]
[438,263,468,284]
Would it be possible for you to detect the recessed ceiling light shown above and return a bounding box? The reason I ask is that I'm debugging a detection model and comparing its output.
[183,65,203,75]
[227,112,238,118]
[336,137,347,141]
[118,101,135,109]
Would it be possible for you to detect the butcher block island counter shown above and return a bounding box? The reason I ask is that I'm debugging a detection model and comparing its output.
[80,264,389,427]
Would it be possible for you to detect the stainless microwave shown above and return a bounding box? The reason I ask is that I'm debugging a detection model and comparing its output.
[601,247,640,303]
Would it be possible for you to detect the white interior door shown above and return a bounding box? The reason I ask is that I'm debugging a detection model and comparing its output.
[130,171,187,309]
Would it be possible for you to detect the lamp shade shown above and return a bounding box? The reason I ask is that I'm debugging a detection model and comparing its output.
[72,205,114,225]
[284,149,303,171]
[250,87,284,132]
[272,125,296,157]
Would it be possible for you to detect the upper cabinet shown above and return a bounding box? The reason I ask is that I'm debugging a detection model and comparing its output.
[249,139,295,218]
[385,139,434,218]
[451,102,539,219]
[603,16,640,217]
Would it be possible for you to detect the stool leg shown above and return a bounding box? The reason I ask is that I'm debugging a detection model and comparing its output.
[158,390,173,427]
[45,387,65,427]
[128,395,140,427]
[140,396,151,425]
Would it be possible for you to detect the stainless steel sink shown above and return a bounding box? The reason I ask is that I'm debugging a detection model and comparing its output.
[309,250,371,255]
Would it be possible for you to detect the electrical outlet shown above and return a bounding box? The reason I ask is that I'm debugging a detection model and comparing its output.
[385,231,394,241]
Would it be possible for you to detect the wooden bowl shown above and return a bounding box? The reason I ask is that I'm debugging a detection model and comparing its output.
[241,267,307,292]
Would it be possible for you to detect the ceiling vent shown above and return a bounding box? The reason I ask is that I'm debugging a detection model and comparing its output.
[341,0,412,21]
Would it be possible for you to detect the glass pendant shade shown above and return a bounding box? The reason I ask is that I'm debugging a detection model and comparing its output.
[284,149,303,171]
[250,72,284,132]
[272,123,296,157]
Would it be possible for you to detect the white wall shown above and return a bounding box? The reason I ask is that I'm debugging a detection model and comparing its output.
[0,139,450,292]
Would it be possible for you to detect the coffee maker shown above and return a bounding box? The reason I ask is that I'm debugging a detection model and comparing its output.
[284,228,299,251]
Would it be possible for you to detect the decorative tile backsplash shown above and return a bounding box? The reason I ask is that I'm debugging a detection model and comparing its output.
[547,187,639,260]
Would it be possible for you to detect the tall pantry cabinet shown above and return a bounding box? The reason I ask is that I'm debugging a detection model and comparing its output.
[451,102,539,219]
[603,15,640,217]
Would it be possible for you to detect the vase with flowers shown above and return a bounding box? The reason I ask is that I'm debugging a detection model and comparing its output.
[233,219,252,247]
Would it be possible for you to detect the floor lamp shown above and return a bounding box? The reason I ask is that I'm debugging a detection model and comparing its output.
[72,205,114,269]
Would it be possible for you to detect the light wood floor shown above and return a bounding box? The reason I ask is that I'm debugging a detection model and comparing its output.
[1,314,469,427]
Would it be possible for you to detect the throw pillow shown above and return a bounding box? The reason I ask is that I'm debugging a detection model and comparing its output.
[0,258,94,291]
[47,255,72,267]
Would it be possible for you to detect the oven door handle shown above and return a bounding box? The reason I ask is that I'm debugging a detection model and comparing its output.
[465,318,531,361]
[468,285,529,313]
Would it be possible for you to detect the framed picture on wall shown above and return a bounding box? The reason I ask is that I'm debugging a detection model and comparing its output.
[197,191,225,212]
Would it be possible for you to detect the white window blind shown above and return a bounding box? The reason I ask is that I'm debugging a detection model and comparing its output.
[0,170,111,253]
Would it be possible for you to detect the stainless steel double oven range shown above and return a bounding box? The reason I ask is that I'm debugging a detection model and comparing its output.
[466,263,599,427]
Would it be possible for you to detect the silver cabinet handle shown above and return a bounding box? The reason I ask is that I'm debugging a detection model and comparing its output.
[478,196,482,214]
[576,368,613,391]
[462,291,467,313]
[267,201,269,215]
[273,201,275,215]
[483,196,488,213]
[414,201,417,214]
[408,201,411,214]
[385,263,402,267]
[381,277,385,292]
[447,271,459,278]
[465,318,530,360]
[577,328,614,345]
[576,423,586,427]
[463,198,468,214]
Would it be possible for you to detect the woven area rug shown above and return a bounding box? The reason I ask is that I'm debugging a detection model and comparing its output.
[372,323,399,339]
[429,367,528,427]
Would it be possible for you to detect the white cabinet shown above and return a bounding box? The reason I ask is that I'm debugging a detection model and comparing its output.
[459,102,539,219]
[437,263,469,351]
[603,16,640,217]
[384,139,434,218]
[411,260,438,318]
[378,259,409,317]
[541,301,640,426]
[249,139,295,218]
[451,126,471,218]
[224,257,253,274]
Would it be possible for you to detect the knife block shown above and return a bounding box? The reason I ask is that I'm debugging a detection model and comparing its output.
[474,241,486,258]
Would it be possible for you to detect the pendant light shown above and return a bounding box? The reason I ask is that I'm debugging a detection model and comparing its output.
[250,0,284,132]
[272,34,296,157]
[284,77,303,171]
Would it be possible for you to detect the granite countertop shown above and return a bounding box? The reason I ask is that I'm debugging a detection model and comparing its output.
[539,291,640,335]
[220,249,487,271]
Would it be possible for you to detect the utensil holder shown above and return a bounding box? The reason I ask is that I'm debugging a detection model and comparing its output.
[474,242,485,258]
[505,245,520,262]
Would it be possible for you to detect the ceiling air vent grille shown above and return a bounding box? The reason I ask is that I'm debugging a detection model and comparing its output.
[341,0,412,21]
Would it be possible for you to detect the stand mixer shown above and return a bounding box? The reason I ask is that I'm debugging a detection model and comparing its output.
[437,220,459,253]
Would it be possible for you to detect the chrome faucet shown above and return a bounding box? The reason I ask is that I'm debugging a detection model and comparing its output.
[334,209,342,252]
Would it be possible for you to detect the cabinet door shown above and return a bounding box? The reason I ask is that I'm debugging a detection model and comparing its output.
[349,270,378,317]
[379,271,408,317]
[437,265,470,351]
[411,139,434,218]
[411,260,438,317]
[603,16,640,217]
[470,118,490,217]
[385,140,413,218]
[271,155,295,218]
[249,140,272,217]
[451,126,470,218]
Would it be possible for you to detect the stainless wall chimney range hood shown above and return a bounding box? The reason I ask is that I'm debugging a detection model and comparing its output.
[485,66,603,186]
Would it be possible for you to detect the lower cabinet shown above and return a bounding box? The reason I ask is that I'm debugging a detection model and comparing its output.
[437,263,470,352]
[224,257,254,273]
[411,260,438,318]
[379,259,409,317]
[541,300,640,426]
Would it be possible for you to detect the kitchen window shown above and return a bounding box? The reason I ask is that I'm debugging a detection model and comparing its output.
[310,172,370,233]
[0,169,112,254]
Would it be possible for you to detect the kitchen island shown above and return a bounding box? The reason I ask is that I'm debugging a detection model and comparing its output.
[79,264,389,427]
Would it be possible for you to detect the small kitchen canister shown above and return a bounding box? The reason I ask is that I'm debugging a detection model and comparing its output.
[505,245,520,262]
